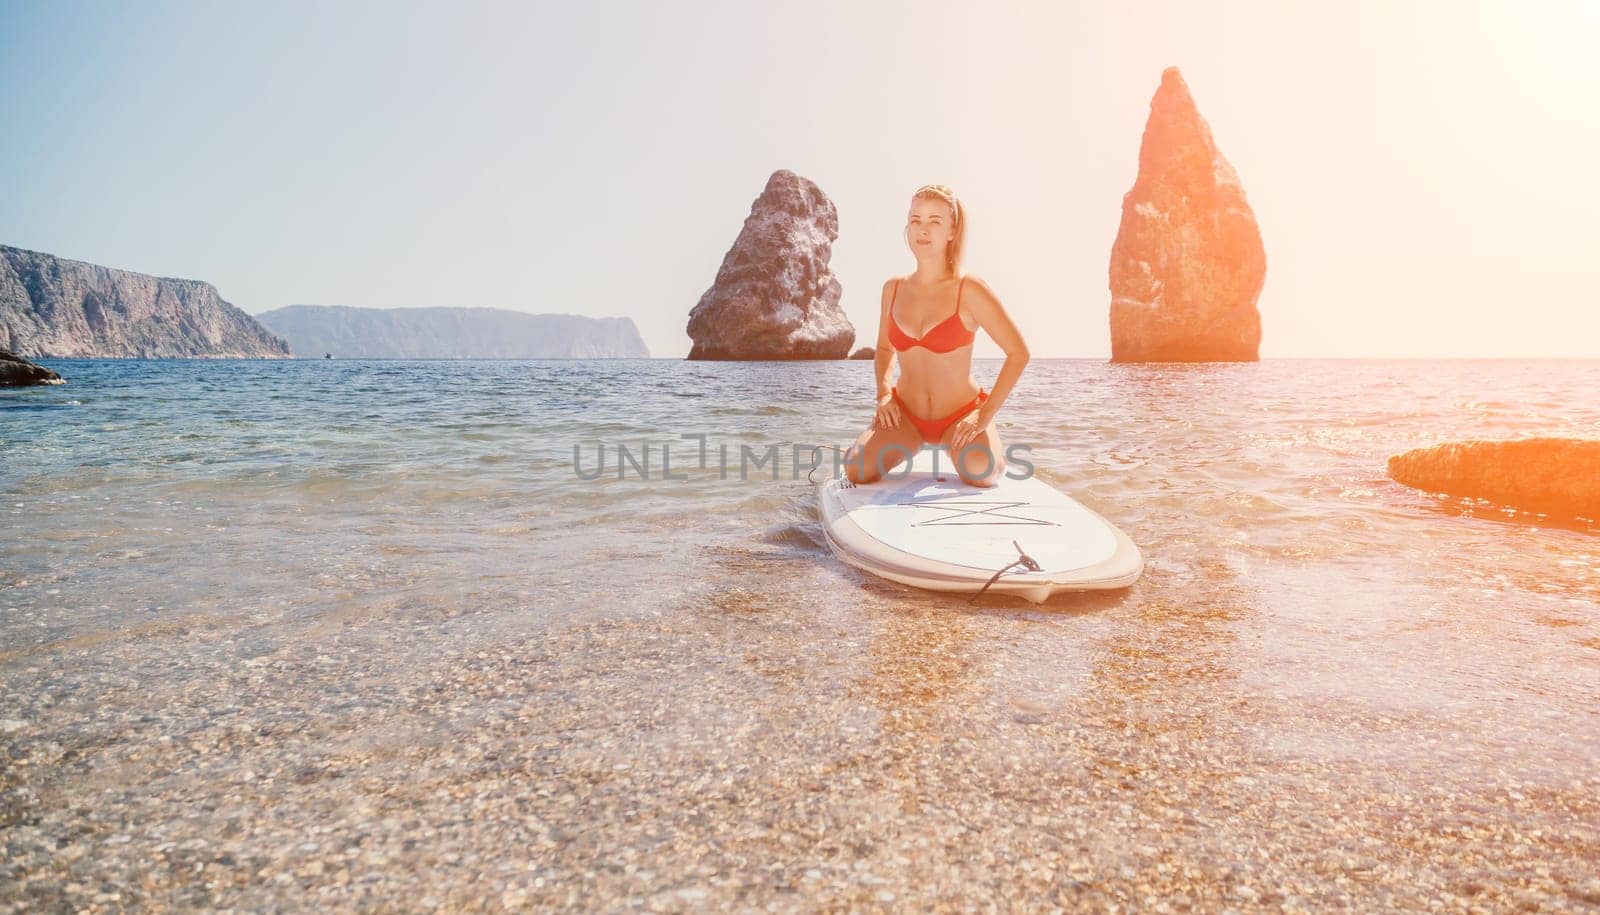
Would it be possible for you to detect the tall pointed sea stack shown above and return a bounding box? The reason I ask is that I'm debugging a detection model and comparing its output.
[686,170,853,360]
[1109,67,1265,362]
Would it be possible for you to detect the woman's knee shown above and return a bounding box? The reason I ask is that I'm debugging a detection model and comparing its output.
[845,458,879,484]
[959,466,1003,487]
[844,439,888,484]
[955,442,1004,487]
[845,434,917,483]
[843,443,870,483]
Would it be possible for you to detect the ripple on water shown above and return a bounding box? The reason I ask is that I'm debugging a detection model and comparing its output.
[3,357,1598,770]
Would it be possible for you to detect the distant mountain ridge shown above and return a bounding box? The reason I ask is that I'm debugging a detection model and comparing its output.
[254,304,650,358]
[0,245,290,358]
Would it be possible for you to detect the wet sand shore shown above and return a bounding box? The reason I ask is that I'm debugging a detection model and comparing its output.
[3,556,1597,914]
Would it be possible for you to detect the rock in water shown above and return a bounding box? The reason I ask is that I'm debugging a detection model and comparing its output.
[686,170,853,360]
[1109,68,1265,362]
[849,346,875,360]
[1388,438,1600,523]
[0,245,290,358]
[0,348,64,386]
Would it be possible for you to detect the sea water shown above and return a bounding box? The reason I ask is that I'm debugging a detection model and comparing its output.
[6,357,1599,649]
[4,356,1599,905]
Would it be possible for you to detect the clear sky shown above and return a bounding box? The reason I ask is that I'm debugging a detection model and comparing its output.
[2,0,1596,358]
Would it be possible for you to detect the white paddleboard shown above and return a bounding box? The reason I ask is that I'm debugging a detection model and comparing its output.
[817,450,1143,602]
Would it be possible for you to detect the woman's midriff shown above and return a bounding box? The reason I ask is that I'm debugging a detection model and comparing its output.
[891,359,985,444]
[892,385,988,444]
[893,350,981,420]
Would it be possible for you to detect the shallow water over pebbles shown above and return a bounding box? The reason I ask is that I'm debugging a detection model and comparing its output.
[2,357,1597,910]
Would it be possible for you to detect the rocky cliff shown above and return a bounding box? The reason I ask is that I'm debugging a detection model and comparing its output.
[255,305,650,359]
[1109,68,1265,362]
[685,169,854,360]
[0,245,291,358]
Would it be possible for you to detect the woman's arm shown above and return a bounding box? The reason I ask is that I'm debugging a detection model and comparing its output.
[962,276,1030,425]
[873,278,897,400]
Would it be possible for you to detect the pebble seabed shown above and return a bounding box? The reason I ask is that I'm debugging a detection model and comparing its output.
[2,560,1597,914]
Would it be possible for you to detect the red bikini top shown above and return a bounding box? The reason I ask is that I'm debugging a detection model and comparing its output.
[886,278,976,354]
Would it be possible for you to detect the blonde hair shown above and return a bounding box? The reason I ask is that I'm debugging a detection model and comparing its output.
[906,183,966,275]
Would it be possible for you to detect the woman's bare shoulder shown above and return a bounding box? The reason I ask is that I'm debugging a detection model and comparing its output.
[960,273,1000,297]
[959,274,1008,315]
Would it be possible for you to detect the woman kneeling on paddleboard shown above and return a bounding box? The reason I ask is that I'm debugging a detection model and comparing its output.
[844,184,1030,487]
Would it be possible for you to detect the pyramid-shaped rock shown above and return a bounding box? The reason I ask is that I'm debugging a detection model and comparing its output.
[686,170,853,360]
[1109,68,1265,362]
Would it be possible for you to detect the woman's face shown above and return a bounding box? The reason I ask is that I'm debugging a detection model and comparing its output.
[906,197,955,254]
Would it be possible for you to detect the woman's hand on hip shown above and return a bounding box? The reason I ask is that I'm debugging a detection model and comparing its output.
[950,412,984,451]
[872,393,901,430]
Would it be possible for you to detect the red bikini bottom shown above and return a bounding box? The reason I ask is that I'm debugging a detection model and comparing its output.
[891,386,989,444]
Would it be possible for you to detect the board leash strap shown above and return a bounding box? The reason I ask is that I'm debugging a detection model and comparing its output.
[968,540,1042,603]
[771,440,851,484]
